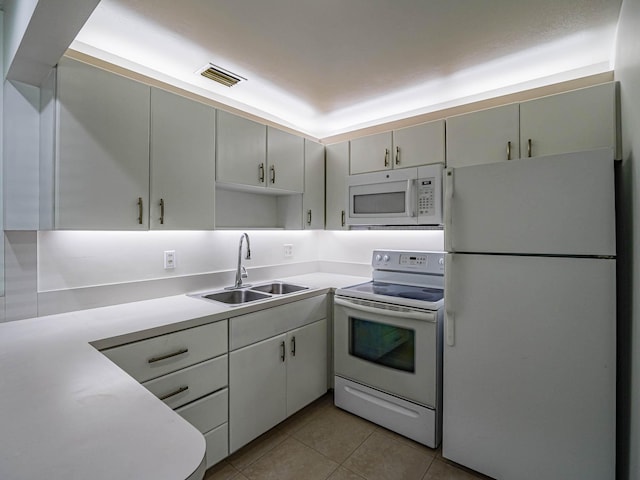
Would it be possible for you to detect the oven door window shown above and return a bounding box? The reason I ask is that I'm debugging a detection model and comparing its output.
[349,317,415,373]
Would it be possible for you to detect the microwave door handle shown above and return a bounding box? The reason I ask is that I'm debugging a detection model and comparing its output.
[334,297,435,322]
[407,179,416,217]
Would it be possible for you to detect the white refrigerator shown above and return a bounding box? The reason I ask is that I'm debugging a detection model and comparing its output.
[442,149,616,480]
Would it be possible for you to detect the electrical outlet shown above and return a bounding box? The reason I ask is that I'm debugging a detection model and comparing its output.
[164,250,176,269]
[283,244,293,258]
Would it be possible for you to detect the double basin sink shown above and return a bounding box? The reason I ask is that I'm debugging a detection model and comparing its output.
[194,282,309,306]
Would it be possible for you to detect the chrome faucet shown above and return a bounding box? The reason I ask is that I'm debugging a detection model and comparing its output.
[227,233,251,289]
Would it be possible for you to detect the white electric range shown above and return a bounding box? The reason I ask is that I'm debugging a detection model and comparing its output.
[333,250,444,447]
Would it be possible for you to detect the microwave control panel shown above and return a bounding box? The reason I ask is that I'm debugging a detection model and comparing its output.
[418,178,435,216]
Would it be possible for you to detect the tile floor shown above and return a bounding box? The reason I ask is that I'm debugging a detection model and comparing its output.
[205,392,492,480]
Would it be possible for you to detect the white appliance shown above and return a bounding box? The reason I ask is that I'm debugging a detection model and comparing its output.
[443,148,616,480]
[334,250,444,447]
[347,164,443,226]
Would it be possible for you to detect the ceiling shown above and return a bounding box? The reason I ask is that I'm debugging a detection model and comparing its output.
[72,0,622,138]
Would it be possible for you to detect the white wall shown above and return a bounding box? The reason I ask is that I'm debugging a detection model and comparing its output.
[614,0,640,478]
[38,230,320,291]
[38,229,444,291]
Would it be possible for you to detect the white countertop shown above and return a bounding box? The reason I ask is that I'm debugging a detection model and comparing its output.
[0,273,367,480]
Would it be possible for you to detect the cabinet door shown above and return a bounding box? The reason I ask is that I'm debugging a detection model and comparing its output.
[286,319,327,416]
[150,89,216,229]
[446,103,520,168]
[393,120,445,168]
[55,57,150,229]
[520,82,618,159]
[216,110,267,188]
[303,140,325,229]
[325,142,349,230]
[229,334,287,453]
[267,127,304,193]
[350,132,393,174]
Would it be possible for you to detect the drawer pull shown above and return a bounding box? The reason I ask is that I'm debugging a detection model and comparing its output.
[147,348,189,364]
[158,385,189,401]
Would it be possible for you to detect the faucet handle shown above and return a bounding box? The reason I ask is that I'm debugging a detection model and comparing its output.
[241,265,248,279]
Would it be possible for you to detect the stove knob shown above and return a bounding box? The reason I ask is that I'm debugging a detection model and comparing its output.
[383,255,390,262]
[375,254,382,263]
[439,258,445,266]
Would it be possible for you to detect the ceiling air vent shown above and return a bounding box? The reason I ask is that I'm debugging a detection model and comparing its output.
[200,64,246,87]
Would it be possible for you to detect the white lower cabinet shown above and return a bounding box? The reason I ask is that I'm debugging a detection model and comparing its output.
[100,320,229,469]
[228,296,328,453]
[176,390,229,468]
[286,319,328,415]
[229,334,288,452]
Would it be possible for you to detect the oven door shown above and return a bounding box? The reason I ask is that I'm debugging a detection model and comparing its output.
[334,296,439,407]
[347,169,418,225]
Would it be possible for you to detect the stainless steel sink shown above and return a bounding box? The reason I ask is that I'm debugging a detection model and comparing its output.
[250,282,309,295]
[200,289,271,305]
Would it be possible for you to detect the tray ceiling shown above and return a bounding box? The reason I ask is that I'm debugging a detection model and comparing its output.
[72,0,622,138]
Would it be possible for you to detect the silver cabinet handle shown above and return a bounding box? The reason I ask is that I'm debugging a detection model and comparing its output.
[159,198,165,225]
[395,146,400,165]
[291,336,296,356]
[159,385,188,401]
[307,210,312,225]
[258,163,265,183]
[341,210,346,227]
[137,197,143,225]
[148,348,189,364]
[270,165,276,184]
[280,341,286,362]
[506,141,512,161]
[527,139,532,158]
[384,148,390,167]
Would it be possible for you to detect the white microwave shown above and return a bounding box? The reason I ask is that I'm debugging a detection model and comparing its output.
[347,164,444,226]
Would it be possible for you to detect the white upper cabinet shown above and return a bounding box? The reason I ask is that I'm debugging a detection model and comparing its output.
[350,132,393,174]
[392,120,446,168]
[350,121,446,174]
[446,83,619,168]
[303,140,325,229]
[266,127,304,193]
[519,82,618,159]
[216,110,267,189]
[150,88,216,230]
[446,104,520,168]
[325,142,349,230]
[216,111,304,194]
[55,57,150,230]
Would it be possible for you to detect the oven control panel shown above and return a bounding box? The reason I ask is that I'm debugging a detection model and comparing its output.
[372,250,444,274]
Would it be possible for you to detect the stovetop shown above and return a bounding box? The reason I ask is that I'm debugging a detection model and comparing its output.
[336,249,445,311]
[342,281,444,303]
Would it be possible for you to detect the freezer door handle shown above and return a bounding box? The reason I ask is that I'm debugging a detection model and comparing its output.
[444,168,454,251]
[445,312,455,347]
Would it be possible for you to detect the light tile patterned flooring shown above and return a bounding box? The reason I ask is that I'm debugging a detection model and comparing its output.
[205,392,491,480]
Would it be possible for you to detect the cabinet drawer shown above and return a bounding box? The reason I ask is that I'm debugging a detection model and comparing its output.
[143,355,228,409]
[102,320,228,382]
[204,423,229,468]
[176,388,228,434]
[230,295,327,350]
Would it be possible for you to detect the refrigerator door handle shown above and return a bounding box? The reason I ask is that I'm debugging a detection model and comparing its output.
[444,253,455,346]
[445,312,455,347]
[444,168,454,251]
